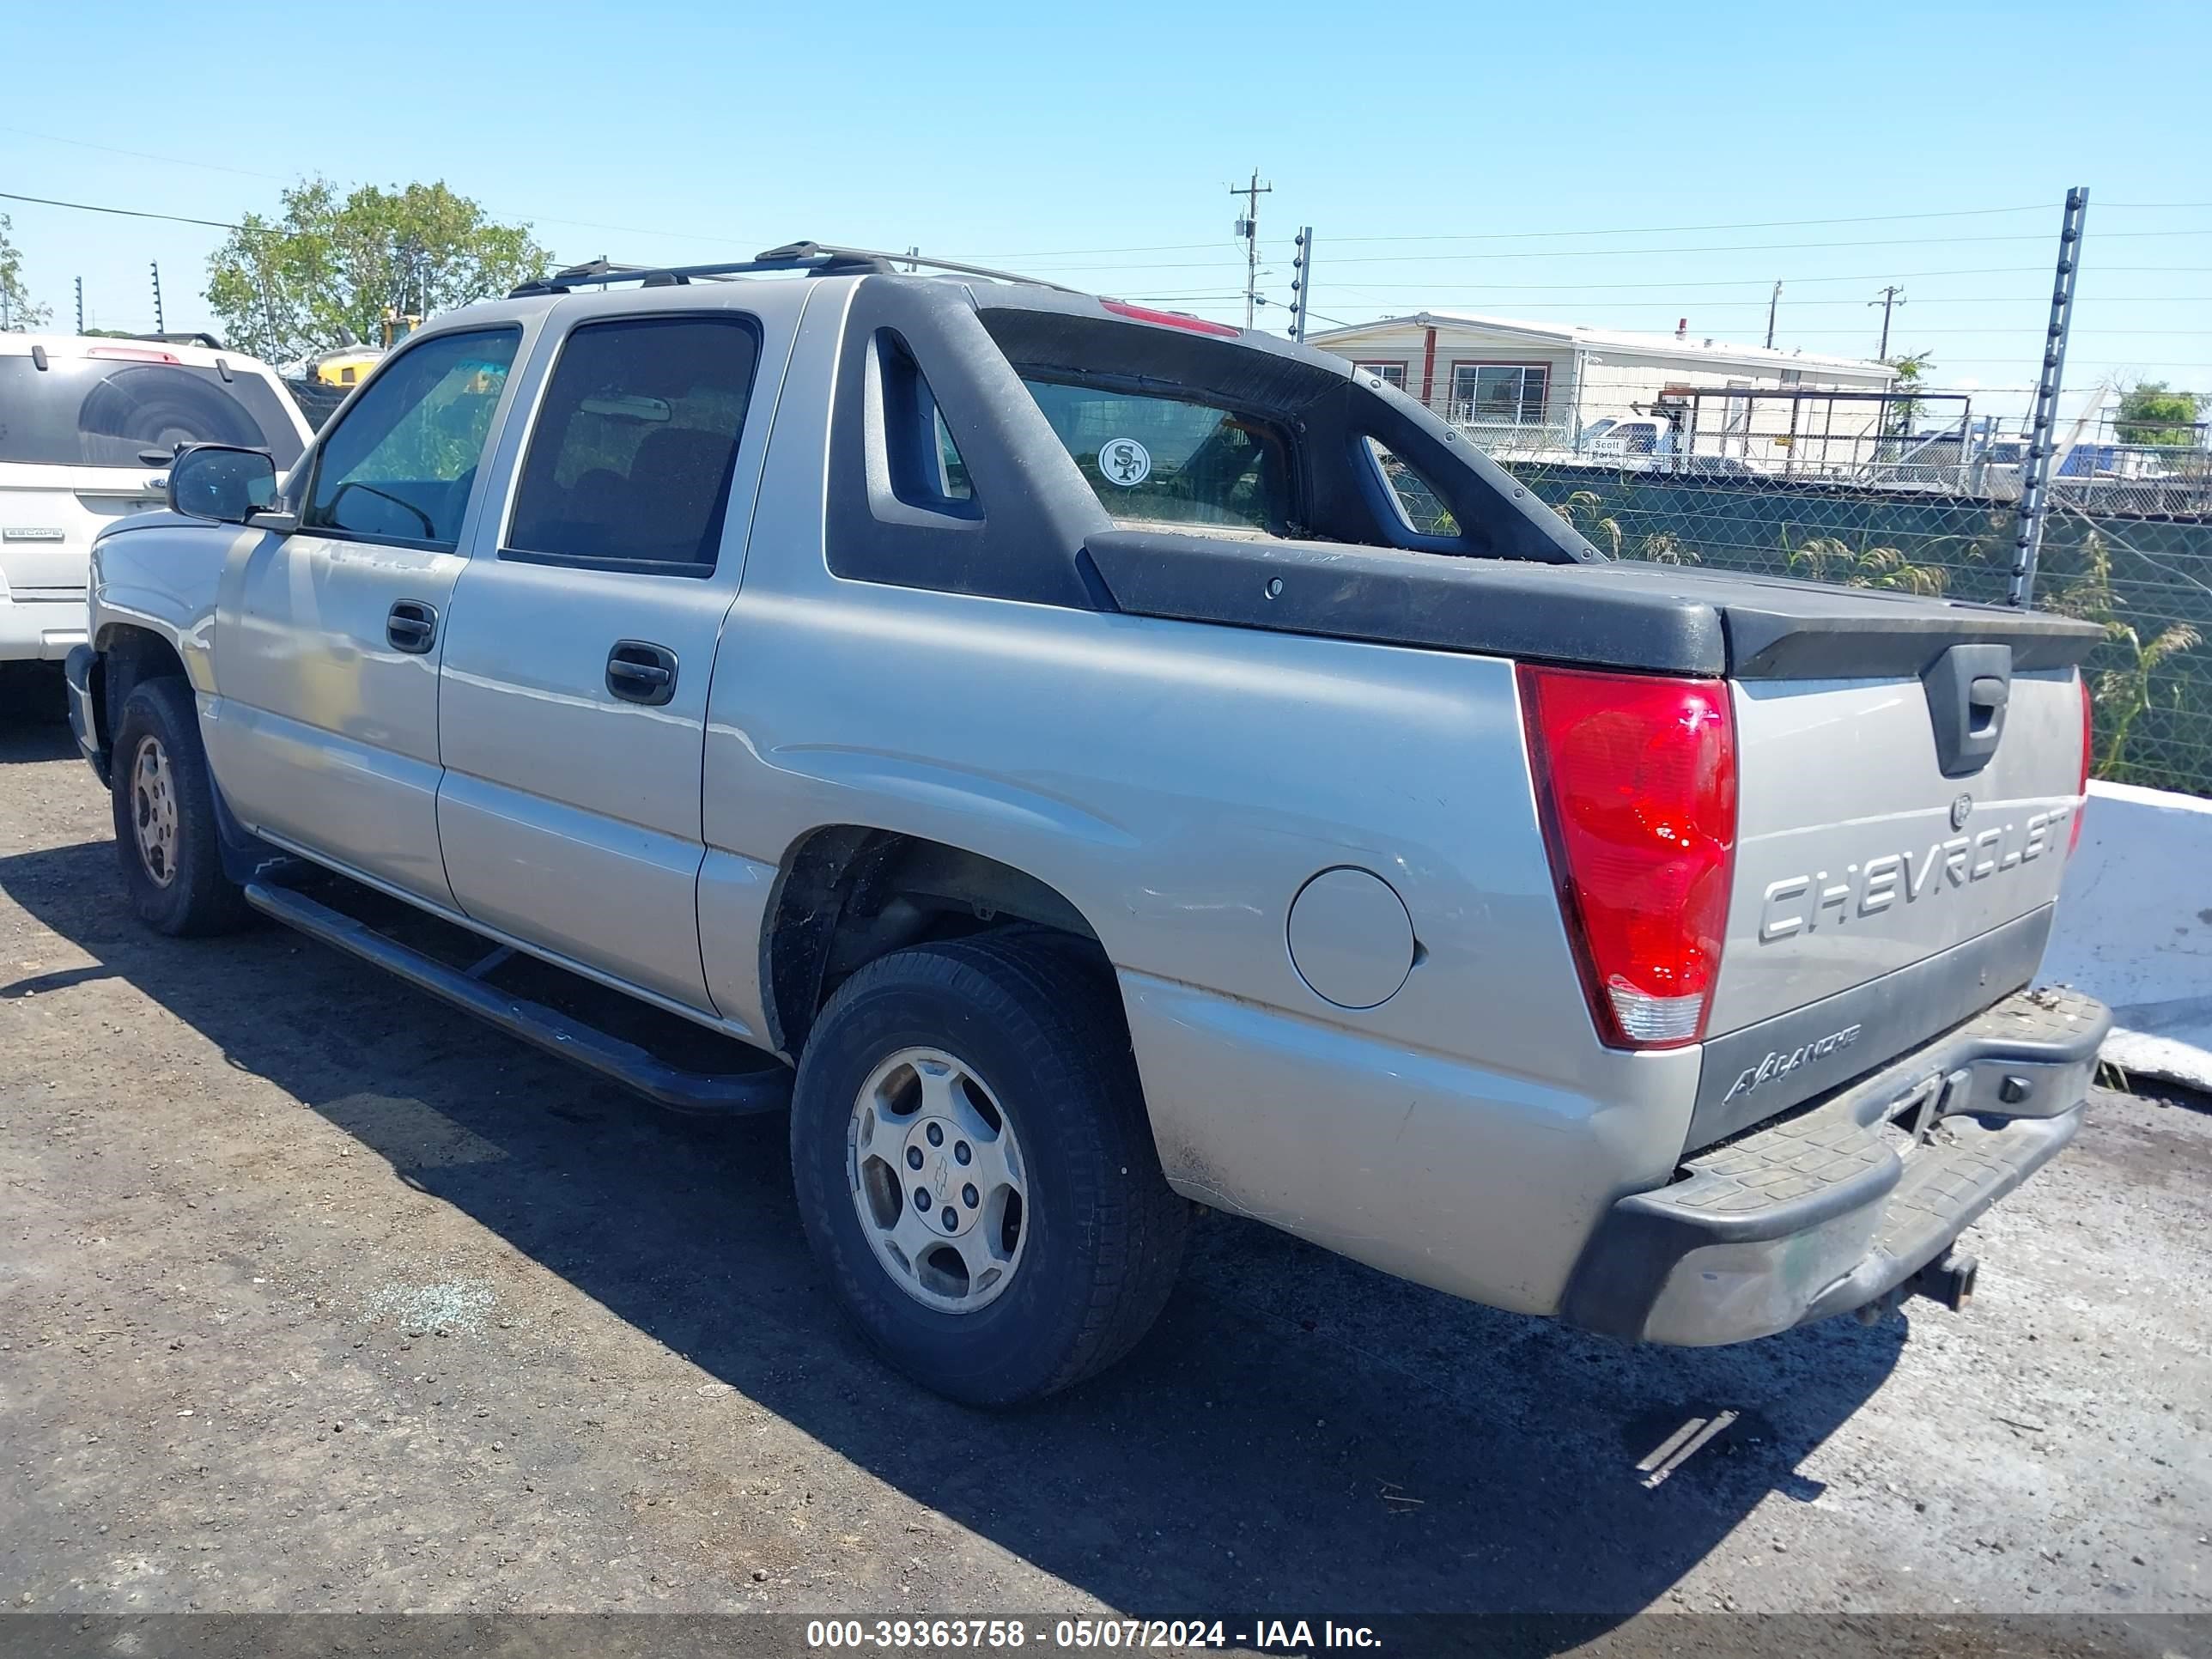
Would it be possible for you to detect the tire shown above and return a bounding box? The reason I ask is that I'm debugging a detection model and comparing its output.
[109,677,250,937]
[790,932,1191,1407]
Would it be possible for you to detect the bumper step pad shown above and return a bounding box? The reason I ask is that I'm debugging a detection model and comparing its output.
[1561,985,2108,1345]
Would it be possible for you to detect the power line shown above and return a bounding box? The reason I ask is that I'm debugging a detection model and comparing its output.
[0,123,283,181]
[1310,264,2212,294]
[1124,291,2212,307]
[959,203,2212,260]
[1012,228,2212,275]
[0,189,243,231]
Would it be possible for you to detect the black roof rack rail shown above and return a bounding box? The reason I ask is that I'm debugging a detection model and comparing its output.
[509,240,1078,299]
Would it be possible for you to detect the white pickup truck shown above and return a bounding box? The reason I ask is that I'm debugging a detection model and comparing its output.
[65,244,2110,1405]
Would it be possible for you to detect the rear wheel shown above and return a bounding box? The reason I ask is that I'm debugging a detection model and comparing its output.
[790,933,1190,1407]
[109,677,249,937]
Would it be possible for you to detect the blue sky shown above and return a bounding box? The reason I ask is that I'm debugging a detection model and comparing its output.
[4,0,2207,420]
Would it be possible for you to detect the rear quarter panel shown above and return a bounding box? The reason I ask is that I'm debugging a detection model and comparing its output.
[696,284,1703,1314]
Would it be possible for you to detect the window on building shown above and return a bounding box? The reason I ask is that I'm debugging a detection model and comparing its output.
[1722,378,1754,440]
[1356,362,1407,390]
[1449,363,1549,427]
[506,315,761,572]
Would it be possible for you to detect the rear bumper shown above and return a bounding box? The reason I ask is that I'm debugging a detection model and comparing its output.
[1560,985,2110,1346]
[0,593,88,662]
[64,643,109,785]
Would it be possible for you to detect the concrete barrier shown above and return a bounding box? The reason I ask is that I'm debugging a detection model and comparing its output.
[2040,780,2212,1092]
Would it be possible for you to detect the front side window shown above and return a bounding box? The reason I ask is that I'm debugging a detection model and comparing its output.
[302,328,520,549]
[1021,379,1293,534]
[506,315,760,571]
[1450,363,1549,427]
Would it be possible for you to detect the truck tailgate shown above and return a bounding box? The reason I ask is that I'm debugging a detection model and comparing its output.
[1714,668,2085,1036]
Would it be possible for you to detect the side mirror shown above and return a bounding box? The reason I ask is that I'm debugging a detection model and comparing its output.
[167,444,285,528]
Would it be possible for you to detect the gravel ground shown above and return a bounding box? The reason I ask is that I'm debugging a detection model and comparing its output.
[1,672,2208,1644]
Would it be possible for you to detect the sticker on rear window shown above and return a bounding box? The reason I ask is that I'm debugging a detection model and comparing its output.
[1097,438,1151,487]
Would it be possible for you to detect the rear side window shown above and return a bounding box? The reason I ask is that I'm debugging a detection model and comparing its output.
[303,328,520,549]
[1020,379,1293,535]
[506,315,760,574]
[0,353,303,468]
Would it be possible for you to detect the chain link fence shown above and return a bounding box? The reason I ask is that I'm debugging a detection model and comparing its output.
[1490,447,2211,797]
[1338,362,2211,794]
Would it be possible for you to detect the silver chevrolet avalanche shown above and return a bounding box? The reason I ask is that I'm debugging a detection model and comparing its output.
[64,243,2109,1405]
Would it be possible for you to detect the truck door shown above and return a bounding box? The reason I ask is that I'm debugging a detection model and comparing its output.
[207,325,525,907]
[433,302,782,1015]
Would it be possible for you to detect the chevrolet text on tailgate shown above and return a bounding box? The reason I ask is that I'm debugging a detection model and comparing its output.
[64,242,2110,1406]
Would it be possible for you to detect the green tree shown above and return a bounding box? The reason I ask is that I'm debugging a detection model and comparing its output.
[2113,380,2204,447]
[0,213,53,331]
[1882,349,1936,435]
[204,179,550,364]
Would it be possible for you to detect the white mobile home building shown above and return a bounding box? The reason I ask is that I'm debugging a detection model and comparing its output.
[1309,312,1899,470]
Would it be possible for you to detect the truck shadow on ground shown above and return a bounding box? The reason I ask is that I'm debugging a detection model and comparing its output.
[0,665,77,762]
[2,834,1906,1626]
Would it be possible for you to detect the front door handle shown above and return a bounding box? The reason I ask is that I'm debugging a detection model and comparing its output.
[606,640,678,706]
[387,599,437,655]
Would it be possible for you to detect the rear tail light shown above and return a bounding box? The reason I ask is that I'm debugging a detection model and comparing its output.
[2070,672,2094,855]
[1518,665,1738,1048]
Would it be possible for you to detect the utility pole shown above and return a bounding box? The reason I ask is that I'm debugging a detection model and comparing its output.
[150,263,165,334]
[1288,227,1315,343]
[1229,169,1271,331]
[75,276,84,335]
[2008,187,2089,608]
[1869,284,1905,358]
[1765,280,1781,349]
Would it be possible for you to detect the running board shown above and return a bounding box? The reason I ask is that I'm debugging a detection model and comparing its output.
[242,880,791,1117]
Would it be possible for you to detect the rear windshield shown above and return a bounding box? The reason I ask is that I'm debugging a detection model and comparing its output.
[1020,378,1294,535]
[0,354,303,469]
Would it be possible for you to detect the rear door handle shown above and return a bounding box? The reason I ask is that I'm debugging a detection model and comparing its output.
[387,599,438,655]
[606,640,678,706]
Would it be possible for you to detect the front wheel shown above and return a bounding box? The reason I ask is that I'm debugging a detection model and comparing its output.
[790,933,1191,1407]
[109,677,249,937]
